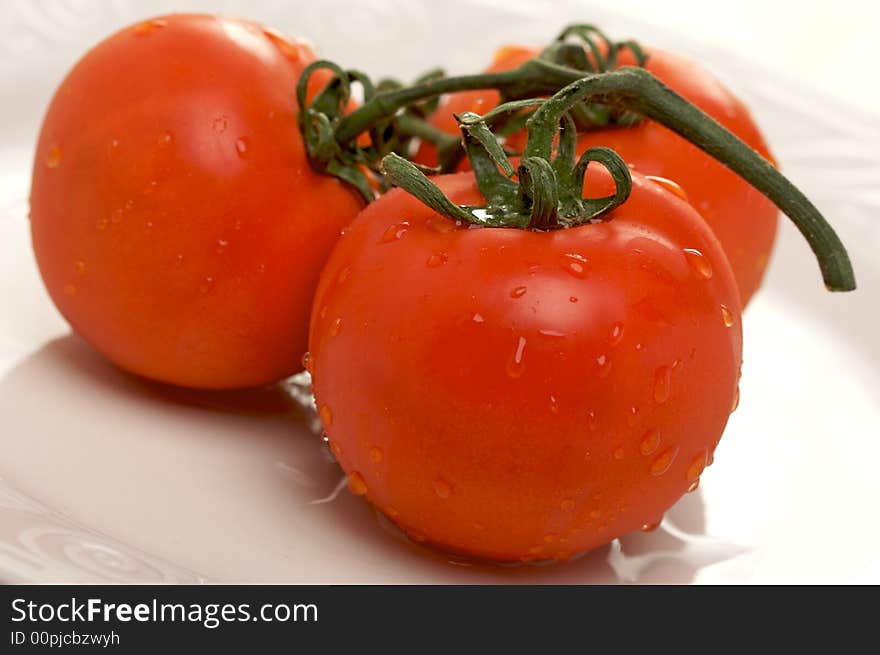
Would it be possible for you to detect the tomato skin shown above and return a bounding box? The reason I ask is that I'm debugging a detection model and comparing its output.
[416,46,778,306]
[30,14,363,389]
[309,169,742,562]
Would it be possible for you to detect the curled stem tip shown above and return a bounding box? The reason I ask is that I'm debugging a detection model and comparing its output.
[521,67,854,291]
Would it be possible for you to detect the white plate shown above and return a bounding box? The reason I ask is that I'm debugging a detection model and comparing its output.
[1,0,879,584]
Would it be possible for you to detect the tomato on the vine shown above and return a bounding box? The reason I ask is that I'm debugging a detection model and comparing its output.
[415,45,779,306]
[30,14,363,389]
[308,166,742,562]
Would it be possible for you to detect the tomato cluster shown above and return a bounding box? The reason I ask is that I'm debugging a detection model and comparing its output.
[30,15,853,564]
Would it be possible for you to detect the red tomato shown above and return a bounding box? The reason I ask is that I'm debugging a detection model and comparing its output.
[416,45,778,306]
[30,14,363,389]
[308,168,742,562]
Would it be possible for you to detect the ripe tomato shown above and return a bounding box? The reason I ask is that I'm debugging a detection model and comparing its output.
[308,167,742,562]
[415,45,778,306]
[30,14,363,389]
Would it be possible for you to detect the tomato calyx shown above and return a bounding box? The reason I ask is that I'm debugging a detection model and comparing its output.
[383,68,856,292]
[381,108,632,230]
[537,23,648,130]
[549,23,649,73]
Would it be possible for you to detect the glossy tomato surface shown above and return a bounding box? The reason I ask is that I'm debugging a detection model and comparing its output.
[416,45,779,306]
[30,14,363,389]
[308,169,743,562]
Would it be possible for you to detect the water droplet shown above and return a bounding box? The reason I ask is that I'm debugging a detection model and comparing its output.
[510,285,527,298]
[329,318,342,337]
[234,137,249,156]
[110,208,124,225]
[46,145,62,168]
[158,131,173,146]
[560,498,575,512]
[613,446,625,460]
[544,533,558,544]
[538,328,566,337]
[720,304,735,327]
[386,506,399,518]
[506,336,527,378]
[639,428,660,455]
[64,283,76,296]
[369,447,383,464]
[569,296,579,303]
[472,313,485,323]
[687,451,708,482]
[640,520,661,532]
[347,472,368,496]
[319,404,333,427]
[96,217,108,231]
[548,395,559,414]
[609,322,625,346]
[683,248,713,279]
[199,276,215,294]
[425,215,456,233]
[337,267,350,284]
[587,410,598,431]
[731,385,740,413]
[645,175,689,202]
[589,509,601,520]
[133,18,166,35]
[653,366,672,404]
[561,253,588,278]
[650,446,680,476]
[257,263,267,274]
[595,354,612,378]
[216,239,228,253]
[145,220,154,230]
[426,252,447,268]
[433,478,453,499]
[319,305,328,319]
[627,405,639,427]
[380,221,410,243]
[212,116,228,133]
[74,260,86,276]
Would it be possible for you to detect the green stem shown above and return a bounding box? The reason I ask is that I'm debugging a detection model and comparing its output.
[334,60,584,144]
[520,67,855,291]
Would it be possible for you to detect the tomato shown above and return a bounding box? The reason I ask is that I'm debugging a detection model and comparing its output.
[30,14,363,389]
[308,167,742,562]
[415,45,778,306]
